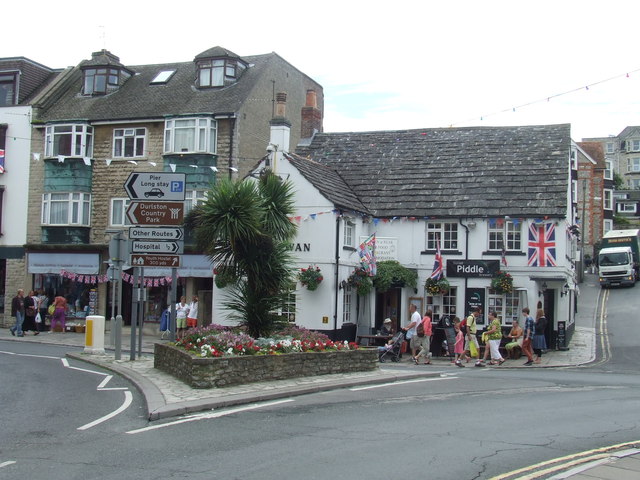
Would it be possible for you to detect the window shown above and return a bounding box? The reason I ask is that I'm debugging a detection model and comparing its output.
[628,157,640,173]
[343,220,355,247]
[603,189,613,210]
[572,180,578,204]
[0,72,18,107]
[487,289,520,325]
[631,179,640,189]
[427,222,458,250]
[83,68,119,95]
[342,284,353,323]
[606,142,615,154]
[150,70,176,84]
[426,286,457,323]
[488,221,521,251]
[604,160,613,180]
[113,128,146,158]
[45,124,93,157]
[570,146,577,169]
[603,219,613,233]
[110,198,131,226]
[618,203,637,213]
[164,118,217,154]
[184,190,207,215]
[197,59,242,87]
[627,139,640,152]
[42,192,91,225]
[281,289,296,323]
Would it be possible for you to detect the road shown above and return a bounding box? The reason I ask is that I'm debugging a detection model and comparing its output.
[1,283,639,479]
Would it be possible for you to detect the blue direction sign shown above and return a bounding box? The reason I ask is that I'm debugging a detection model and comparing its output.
[125,172,186,201]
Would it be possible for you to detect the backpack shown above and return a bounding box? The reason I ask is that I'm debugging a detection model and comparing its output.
[416,320,425,337]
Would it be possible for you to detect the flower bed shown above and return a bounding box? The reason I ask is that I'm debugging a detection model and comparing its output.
[154,343,379,388]
[155,324,377,388]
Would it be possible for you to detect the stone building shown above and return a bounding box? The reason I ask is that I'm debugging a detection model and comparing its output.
[21,46,323,328]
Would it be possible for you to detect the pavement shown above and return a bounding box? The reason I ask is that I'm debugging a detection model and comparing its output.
[3,274,639,479]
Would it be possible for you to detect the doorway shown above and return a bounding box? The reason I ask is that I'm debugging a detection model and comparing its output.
[375,288,402,333]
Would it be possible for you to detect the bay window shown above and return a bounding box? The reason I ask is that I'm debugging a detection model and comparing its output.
[45,124,93,158]
[164,118,217,154]
[42,193,91,226]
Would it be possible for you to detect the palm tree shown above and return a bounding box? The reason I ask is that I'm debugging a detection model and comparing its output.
[185,171,297,337]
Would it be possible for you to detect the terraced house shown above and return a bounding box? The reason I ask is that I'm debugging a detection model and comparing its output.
[20,46,323,328]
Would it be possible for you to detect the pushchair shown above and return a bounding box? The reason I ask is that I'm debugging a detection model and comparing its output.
[378,331,405,363]
[159,308,171,339]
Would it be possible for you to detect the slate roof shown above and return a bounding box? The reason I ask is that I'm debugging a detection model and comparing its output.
[37,51,275,122]
[285,153,369,213]
[294,124,571,218]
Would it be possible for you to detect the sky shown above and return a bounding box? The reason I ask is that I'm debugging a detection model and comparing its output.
[5,0,640,140]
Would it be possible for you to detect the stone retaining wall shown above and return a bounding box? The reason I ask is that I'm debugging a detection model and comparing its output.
[154,343,379,389]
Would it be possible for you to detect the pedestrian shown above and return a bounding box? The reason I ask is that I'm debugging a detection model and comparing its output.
[415,309,433,365]
[483,311,506,365]
[51,295,67,333]
[175,296,190,339]
[533,308,547,364]
[521,307,535,365]
[403,303,421,363]
[465,307,482,367]
[22,290,39,335]
[37,290,49,332]
[9,289,26,337]
[186,295,199,330]
[504,319,523,359]
[453,317,465,367]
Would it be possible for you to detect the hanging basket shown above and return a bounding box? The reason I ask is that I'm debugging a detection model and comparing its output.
[491,271,513,294]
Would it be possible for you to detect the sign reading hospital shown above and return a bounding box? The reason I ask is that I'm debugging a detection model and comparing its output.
[125,172,186,201]
[447,259,500,278]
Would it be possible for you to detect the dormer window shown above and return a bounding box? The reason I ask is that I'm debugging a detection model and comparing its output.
[83,67,120,95]
[196,59,245,88]
[0,71,18,106]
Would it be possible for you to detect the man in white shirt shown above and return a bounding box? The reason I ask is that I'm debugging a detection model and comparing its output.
[404,303,422,362]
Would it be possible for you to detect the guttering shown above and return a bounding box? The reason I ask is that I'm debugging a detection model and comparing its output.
[333,213,341,339]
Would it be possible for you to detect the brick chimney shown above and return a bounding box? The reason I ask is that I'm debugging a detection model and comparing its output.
[301,89,322,139]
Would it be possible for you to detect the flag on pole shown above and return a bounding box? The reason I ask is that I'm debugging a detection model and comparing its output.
[0,149,5,173]
[430,237,443,280]
[501,242,508,267]
[358,234,377,276]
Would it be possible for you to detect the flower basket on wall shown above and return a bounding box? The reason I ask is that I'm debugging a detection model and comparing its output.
[425,277,450,296]
[298,266,324,291]
[491,270,513,294]
[347,268,374,296]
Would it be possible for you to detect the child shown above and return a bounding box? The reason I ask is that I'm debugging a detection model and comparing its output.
[454,317,465,367]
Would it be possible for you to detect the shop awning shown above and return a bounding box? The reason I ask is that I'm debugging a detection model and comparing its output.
[28,252,100,274]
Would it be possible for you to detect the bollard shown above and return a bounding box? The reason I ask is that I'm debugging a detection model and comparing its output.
[84,315,106,355]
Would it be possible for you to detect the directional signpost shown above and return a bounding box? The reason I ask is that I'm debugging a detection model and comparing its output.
[124,172,187,348]
[131,240,184,255]
[125,201,184,226]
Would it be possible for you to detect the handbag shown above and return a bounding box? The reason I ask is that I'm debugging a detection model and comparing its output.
[35,312,42,324]
[469,339,478,358]
[48,304,55,315]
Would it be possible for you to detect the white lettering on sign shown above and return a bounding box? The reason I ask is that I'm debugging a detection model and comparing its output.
[456,264,486,274]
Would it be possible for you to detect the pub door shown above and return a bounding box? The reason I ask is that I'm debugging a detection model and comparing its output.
[375,288,402,333]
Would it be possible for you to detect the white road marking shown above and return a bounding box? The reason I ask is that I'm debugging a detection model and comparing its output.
[0,461,16,468]
[349,376,457,391]
[0,350,59,359]
[126,399,295,435]
[77,391,133,431]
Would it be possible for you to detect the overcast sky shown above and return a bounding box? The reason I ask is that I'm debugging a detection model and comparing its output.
[6,0,639,140]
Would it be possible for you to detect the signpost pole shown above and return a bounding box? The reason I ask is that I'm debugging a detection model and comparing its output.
[130,267,139,361]
[138,268,145,359]
[170,268,178,342]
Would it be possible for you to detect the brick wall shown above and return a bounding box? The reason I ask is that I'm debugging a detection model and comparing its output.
[154,343,379,389]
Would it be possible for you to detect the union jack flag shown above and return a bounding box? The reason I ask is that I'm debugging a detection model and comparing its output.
[527,223,556,267]
[430,237,443,280]
[0,149,5,174]
[358,234,377,276]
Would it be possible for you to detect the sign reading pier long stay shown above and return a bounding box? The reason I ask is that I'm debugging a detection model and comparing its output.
[125,172,186,201]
